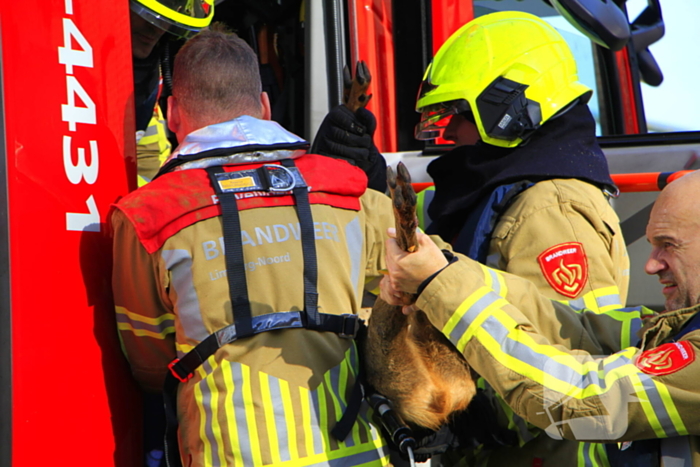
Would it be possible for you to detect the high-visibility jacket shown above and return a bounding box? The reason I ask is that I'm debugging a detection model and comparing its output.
[112,116,392,466]
[418,257,700,467]
[136,103,172,187]
[419,178,633,464]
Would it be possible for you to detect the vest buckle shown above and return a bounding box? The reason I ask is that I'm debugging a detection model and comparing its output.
[168,358,193,383]
[339,314,360,339]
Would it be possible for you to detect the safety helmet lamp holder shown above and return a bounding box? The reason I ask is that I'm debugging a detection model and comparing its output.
[130,0,214,39]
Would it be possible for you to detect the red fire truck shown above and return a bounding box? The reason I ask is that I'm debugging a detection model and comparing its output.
[1,0,697,465]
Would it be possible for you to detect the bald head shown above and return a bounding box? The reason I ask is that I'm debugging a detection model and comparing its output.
[645,171,700,311]
[655,170,700,216]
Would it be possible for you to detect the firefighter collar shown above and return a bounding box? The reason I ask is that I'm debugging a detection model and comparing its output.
[166,115,309,164]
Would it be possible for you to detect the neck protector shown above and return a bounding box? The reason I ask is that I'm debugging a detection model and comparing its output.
[426,102,615,240]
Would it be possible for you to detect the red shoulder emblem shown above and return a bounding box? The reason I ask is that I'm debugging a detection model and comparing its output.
[537,242,588,298]
[636,341,695,376]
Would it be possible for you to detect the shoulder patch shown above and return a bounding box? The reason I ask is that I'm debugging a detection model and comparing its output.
[636,341,695,376]
[537,242,588,298]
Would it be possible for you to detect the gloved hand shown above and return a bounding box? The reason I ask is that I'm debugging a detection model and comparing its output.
[311,105,378,171]
[311,105,387,192]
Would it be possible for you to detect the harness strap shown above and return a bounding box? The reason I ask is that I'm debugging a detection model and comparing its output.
[281,159,320,325]
[207,165,255,338]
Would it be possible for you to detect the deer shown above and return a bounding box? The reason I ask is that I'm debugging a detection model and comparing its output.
[342,61,476,433]
[361,162,476,432]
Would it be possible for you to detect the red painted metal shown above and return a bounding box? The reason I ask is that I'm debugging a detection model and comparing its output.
[429,0,474,145]
[1,0,141,465]
[614,47,642,134]
[347,0,398,153]
[430,0,474,55]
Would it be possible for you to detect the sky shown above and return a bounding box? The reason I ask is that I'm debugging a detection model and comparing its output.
[627,0,700,132]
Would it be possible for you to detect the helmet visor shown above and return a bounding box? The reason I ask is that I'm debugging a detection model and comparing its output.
[131,0,214,39]
[414,100,471,140]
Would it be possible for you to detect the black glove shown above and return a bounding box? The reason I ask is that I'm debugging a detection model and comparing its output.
[311,105,387,192]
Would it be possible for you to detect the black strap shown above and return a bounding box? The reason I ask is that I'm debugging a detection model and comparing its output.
[281,159,320,326]
[206,166,254,338]
[331,356,365,441]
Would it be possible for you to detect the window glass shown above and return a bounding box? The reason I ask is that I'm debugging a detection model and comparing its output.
[626,0,700,132]
[474,0,601,134]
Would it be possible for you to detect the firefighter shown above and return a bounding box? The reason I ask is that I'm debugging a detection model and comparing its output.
[130,0,215,186]
[414,13,634,463]
[111,24,393,466]
[413,11,629,312]
[381,168,700,466]
[316,11,634,462]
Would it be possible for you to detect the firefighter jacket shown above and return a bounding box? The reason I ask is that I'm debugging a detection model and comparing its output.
[136,102,171,187]
[112,116,393,466]
[420,178,632,465]
[418,257,700,467]
[418,178,629,312]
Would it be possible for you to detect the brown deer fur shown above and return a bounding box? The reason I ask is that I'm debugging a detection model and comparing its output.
[361,163,477,431]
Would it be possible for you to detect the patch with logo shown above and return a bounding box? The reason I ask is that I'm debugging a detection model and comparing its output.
[537,242,588,298]
[636,341,695,376]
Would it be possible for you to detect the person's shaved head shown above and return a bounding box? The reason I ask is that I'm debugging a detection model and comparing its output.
[645,171,700,311]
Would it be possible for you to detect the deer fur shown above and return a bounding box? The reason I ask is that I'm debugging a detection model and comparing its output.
[361,163,477,431]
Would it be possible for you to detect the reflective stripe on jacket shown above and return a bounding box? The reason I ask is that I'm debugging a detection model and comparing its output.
[418,258,700,466]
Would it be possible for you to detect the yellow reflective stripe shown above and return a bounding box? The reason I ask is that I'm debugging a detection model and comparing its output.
[596,442,611,467]
[339,354,363,447]
[221,361,244,465]
[116,306,174,325]
[116,322,175,339]
[443,285,491,340]
[345,350,375,443]
[138,0,213,29]
[260,373,282,465]
[458,297,509,353]
[576,442,587,467]
[476,308,641,398]
[590,286,623,313]
[628,372,665,437]
[323,370,345,449]
[654,378,688,435]
[317,383,330,453]
[194,361,226,465]
[279,379,300,460]
[299,386,315,457]
[416,187,435,231]
[274,443,390,467]
[176,342,194,354]
[479,264,508,298]
[240,364,263,466]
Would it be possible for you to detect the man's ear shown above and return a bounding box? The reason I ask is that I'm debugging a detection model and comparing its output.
[260,92,272,120]
[167,95,180,134]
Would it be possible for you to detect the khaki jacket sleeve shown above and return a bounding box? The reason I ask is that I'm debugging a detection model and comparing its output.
[361,190,395,281]
[417,258,698,443]
[111,208,176,392]
[493,180,630,315]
